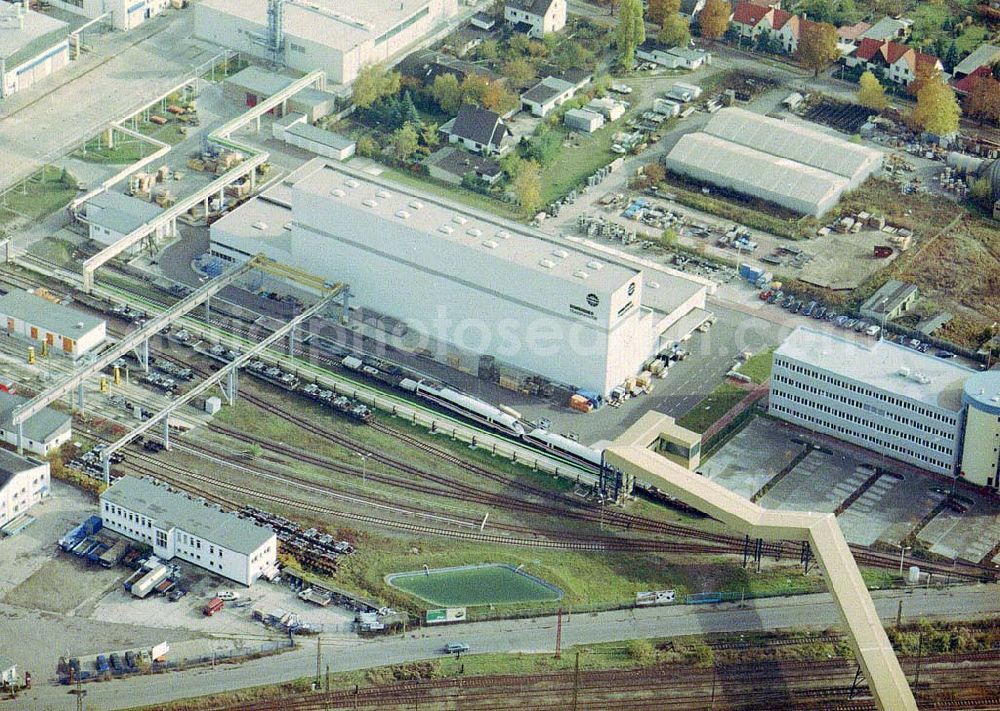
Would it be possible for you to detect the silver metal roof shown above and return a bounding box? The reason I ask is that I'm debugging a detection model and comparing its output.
[0,448,44,493]
[101,476,274,556]
[0,5,67,64]
[0,290,105,337]
[775,327,973,412]
[0,390,71,444]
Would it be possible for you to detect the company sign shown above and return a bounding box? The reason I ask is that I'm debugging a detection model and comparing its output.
[635,590,676,607]
[426,607,467,624]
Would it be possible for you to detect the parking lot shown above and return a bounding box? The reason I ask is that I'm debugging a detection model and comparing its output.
[701,417,1000,564]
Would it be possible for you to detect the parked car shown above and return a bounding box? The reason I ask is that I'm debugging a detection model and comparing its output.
[843,318,858,329]
[813,306,827,320]
[109,653,123,672]
[768,290,783,304]
[216,590,240,602]
[935,350,955,358]
[124,651,136,669]
[168,588,187,602]
[791,301,803,314]
[825,310,838,321]
[917,343,930,353]
[854,320,869,332]
[444,642,470,654]
[865,325,881,337]
[802,301,816,317]
[95,655,109,673]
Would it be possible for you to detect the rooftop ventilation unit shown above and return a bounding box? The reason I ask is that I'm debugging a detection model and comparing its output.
[496,230,511,239]
[344,179,360,188]
[452,215,468,225]
[439,225,454,234]
[552,249,568,258]
[252,221,268,230]
[376,190,392,199]
[395,210,411,219]
[586,260,603,270]
[574,270,589,279]
[330,188,346,197]
[409,200,424,210]
[910,372,930,384]
[897,367,911,377]
[482,240,499,249]
[283,222,293,230]
[539,259,555,269]
[362,199,377,208]
[467,228,482,237]
[647,280,660,289]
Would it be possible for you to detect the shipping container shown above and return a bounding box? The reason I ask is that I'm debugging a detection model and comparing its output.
[738,263,764,283]
[203,597,225,616]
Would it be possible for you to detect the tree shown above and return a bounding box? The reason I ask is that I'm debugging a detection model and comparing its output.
[481,82,519,115]
[503,58,537,88]
[658,14,691,48]
[965,75,1000,125]
[797,21,839,76]
[912,71,961,135]
[627,639,656,664]
[356,135,378,158]
[971,176,993,209]
[512,159,543,216]
[614,0,646,69]
[431,73,462,114]
[647,0,679,25]
[944,41,960,71]
[460,74,492,106]
[644,161,666,184]
[390,123,420,163]
[659,227,679,249]
[420,122,440,149]
[352,63,400,109]
[857,70,889,109]
[698,0,731,42]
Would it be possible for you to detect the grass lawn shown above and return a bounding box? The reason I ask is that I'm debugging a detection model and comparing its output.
[539,125,616,205]
[676,382,748,434]
[27,237,75,267]
[136,120,189,145]
[201,56,249,82]
[0,166,78,232]
[72,135,154,164]
[383,167,522,220]
[387,564,562,606]
[738,348,774,384]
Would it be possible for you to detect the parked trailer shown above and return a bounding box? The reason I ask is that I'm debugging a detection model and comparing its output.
[131,564,168,599]
[99,540,128,568]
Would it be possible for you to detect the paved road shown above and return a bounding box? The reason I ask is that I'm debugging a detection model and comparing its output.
[14,584,999,710]
[0,9,210,193]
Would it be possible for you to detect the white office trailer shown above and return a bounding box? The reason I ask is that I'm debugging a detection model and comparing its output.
[209,159,712,396]
[44,0,170,31]
[195,0,459,86]
[770,328,971,475]
[0,2,69,99]
[100,476,277,586]
[0,449,50,529]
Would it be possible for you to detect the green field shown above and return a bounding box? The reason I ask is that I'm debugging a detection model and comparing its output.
[676,382,748,434]
[387,564,563,607]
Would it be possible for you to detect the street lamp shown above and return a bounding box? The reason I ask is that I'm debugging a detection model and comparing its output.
[895,543,911,577]
[354,452,370,484]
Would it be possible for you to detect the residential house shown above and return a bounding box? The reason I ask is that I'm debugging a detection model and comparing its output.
[953,43,1000,78]
[845,38,943,86]
[953,65,993,95]
[423,146,504,186]
[504,0,566,37]
[398,49,502,87]
[439,104,513,156]
[731,2,810,54]
[520,76,578,117]
[858,16,912,42]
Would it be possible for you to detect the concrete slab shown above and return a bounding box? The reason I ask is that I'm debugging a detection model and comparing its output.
[922,504,1000,563]
[699,418,805,499]
[760,450,871,515]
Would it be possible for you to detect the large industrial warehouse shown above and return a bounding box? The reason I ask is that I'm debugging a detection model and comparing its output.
[664,108,883,217]
[209,159,712,396]
[0,2,69,99]
[194,0,459,85]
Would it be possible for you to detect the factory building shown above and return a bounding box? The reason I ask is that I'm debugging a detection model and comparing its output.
[0,449,50,530]
[44,0,170,31]
[100,476,278,586]
[664,108,883,217]
[209,158,712,397]
[0,390,72,456]
[194,0,459,86]
[0,2,69,99]
[770,328,972,476]
[0,290,106,357]
[959,372,1000,489]
[82,191,165,247]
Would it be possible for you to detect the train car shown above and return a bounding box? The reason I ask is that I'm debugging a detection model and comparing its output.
[402,379,525,436]
[523,428,603,469]
[246,360,299,391]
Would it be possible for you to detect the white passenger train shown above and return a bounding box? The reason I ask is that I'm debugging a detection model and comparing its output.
[523,428,605,468]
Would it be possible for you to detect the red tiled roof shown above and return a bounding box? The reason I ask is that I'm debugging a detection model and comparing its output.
[884,42,911,64]
[838,21,872,41]
[855,37,886,62]
[771,8,793,29]
[732,2,771,26]
[953,65,992,94]
[915,51,941,71]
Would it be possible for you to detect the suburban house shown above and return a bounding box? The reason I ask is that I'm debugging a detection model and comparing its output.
[844,38,943,86]
[857,16,912,42]
[520,76,578,116]
[730,2,814,54]
[423,146,504,186]
[398,49,502,87]
[953,43,1000,78]
[504,0,566,37]
[439,104,513,156]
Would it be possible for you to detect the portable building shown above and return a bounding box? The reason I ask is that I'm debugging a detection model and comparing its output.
[564,108,604,133]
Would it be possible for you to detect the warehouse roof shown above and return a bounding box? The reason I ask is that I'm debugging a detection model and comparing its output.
[775,327,973,412]
[0,449,43,493]
[0,5,68,65]
[286,122,355,151]
[225,67,333,107]
[0,290,104,337]
[0,391,71,444]
[200,0,436,53]
[666,133,848,209]
[702,108,882,180]
[101,477,274,555]
[287,159,637,292]
[85,191,163,236]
